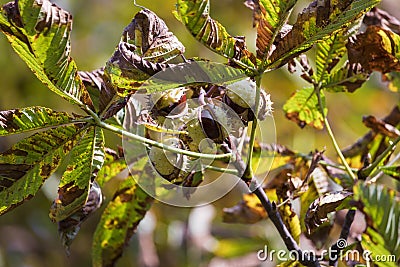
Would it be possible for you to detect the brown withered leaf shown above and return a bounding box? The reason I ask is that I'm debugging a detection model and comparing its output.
[305,191,353,234]
[347,26,400,74]
[103,8,185,98]
[58,181,102,255]
[269,0,379,69]
[363,7,400,35]
[244,0,296,60]
[362,115,400,138]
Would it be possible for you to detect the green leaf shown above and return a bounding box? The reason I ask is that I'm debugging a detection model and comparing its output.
[92,157,153,267]
[0,125,85,215]
[361,228,398,267]
[175,0,257,70]
[111,58,246,96]
[268,0,380,69]
[315,32,348,83]
[283,87,327,129]
[96,149,127,187]
[354,183,400,259]
[49,127,105,222]
[0,0,93,108]
[244,0,297,60]
[0,107,75,136]
[321,63,369,93]
[379,165,400,180]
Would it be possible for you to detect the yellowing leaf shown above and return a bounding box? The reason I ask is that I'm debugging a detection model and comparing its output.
[50,127,105,222]
[175,0,257,70]
[244,0,297,60]
[92,157,153,267]
[0,125,85,215]
[347,26,400,74]
[283,87,327,130]
[0,0,93,108]
[268,0,380,69]
[0,107,74,136]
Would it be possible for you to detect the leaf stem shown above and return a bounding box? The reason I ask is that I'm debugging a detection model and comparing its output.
[243,75,262,180]
[316,90,357,180]
[84,106,232,161]
[363,135,400,181]
[205,165,239,175]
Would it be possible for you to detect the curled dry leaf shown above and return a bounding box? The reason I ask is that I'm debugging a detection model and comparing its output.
[305,191,353,234]
[347,26,400,74]
[362,115,400,138]
[104,8,185,96]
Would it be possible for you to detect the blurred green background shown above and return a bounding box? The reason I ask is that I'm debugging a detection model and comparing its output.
[0,0,399,266]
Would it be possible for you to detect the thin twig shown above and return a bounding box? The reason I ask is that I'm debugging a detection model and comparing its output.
[316,89,357,180]
[84,106,232,161]
[329,209,356,266]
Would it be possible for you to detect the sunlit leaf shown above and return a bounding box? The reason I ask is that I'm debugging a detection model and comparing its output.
[315,32,348,83]
[361,228,398,267]
[244,0,297,60]
[0,0,93,108]
[105,8,185,96]
[0,107,74,136]
[0,125,85,215]
[92,157,153,267]
[379,165,400,181]
[322,63,369,93]
[279,202,301,243]
[268,0,380,69]
[283,87,327,129]
[50,127,105,222]
[347,26,400,74]
[112,58,246,96]
[305,190,353,234]
[96,149,127,188]
[354,182,400,258]
[175,0,257,70]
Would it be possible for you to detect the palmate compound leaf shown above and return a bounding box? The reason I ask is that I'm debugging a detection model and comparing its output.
[0,0,93,109]
[283,87,327,129]
[267,0,380,70]
[105,8,185,96]
[174,0,257,70]
[354,182,400,262]
[92,157,153,267]
[0,124,86,215]
[244,0,297,61]
[0,107,74,136]
[49,126,105,222]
